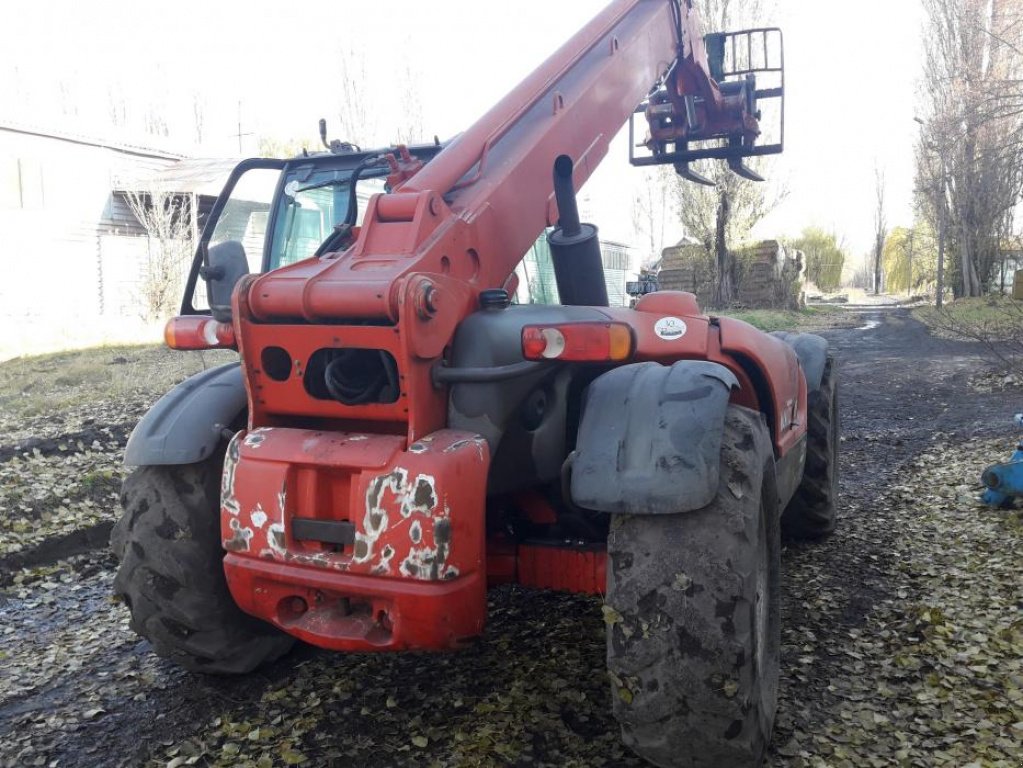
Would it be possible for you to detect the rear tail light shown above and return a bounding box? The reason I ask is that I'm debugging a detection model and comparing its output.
[521,322,633,362]
[164,316,237,350]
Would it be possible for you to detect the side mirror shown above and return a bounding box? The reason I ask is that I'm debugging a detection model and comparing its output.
[202,241,249,323]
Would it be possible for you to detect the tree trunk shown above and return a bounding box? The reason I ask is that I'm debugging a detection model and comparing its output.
[714,189,734,307]
[873,242,883,294]
[961,237,982,296]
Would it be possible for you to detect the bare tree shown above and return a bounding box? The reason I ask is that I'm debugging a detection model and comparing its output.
[670,0,776,307]
[192,94,206,145]
[697,0,765,33]
[123,189,194,321]
[848,254,875,291]
[144,104,169,138]
[106,84,128,128]
[672,162,783,306]
[873,166,887,295]
[58,79,77,117]
[631,166,672,268]
[335,43,377,146]
[917,0,1023,297]
[395,56,425,145]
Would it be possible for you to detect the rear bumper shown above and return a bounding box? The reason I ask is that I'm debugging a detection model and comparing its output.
[224,555,486,651]
[220,427,490,651]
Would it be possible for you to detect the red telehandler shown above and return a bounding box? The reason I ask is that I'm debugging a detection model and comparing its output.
[112,2,838,765]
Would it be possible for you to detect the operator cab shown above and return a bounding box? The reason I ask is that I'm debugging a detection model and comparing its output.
[180,141,575,318]
[180,143,443,316]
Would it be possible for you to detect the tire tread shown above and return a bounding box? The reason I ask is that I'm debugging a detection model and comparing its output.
[607,406,781,768]
[782,356,840,539]
[112,457,293,675]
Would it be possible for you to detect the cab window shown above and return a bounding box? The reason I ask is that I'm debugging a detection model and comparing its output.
[269,173,386,270]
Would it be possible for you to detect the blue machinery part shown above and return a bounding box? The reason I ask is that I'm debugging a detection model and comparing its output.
[981,413,1023,507]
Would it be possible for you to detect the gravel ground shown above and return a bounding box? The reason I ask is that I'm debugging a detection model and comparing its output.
[1,308,1022,767]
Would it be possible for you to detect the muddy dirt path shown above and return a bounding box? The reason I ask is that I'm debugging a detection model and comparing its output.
[1,308,1020,768]
[771,308,1022,765]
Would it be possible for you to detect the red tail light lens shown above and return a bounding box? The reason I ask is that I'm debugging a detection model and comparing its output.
[164,316,237,350]
[521,322,633,362]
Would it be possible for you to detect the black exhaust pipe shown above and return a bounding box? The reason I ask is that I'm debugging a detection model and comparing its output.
[547,155,609,307]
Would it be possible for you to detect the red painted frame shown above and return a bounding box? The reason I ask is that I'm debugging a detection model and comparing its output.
[217,0,803,652]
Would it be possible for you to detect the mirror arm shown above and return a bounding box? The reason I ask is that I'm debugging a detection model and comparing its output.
[199,264,225,281]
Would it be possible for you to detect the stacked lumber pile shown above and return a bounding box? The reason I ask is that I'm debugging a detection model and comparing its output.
[736,241,803,310]
[654,240,803,310]
[656,243,717,307]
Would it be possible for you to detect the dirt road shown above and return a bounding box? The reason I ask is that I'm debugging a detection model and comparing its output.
[1,308,1020,768]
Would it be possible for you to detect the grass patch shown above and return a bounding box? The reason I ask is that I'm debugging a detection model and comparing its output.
[913,296,1020,341]
[0,344,236,423]
[717,305,851,332]
[913,295,1023,376]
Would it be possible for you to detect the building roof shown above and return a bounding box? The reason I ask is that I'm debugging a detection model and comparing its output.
[0,121,186,160]
[143,158,241,196]
[114,157,241,197]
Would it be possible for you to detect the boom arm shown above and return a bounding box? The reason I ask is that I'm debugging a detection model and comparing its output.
[236,0,773,442]
[246,0,762,325]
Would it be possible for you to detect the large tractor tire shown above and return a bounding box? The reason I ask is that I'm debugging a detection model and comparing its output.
[782,355,839,539]
[606,406,781,768]
[111,453,294,674]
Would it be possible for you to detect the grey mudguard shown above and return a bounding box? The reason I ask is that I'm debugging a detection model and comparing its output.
[571,361,739,515]
[123,362,246,466]
[770,331,828,393]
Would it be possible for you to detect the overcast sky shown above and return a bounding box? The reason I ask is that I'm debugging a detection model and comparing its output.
[2,0,924,266]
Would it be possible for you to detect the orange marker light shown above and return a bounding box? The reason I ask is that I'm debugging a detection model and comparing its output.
[521,322,633,362]
[164,316,237,350]
[607,323,633,360]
